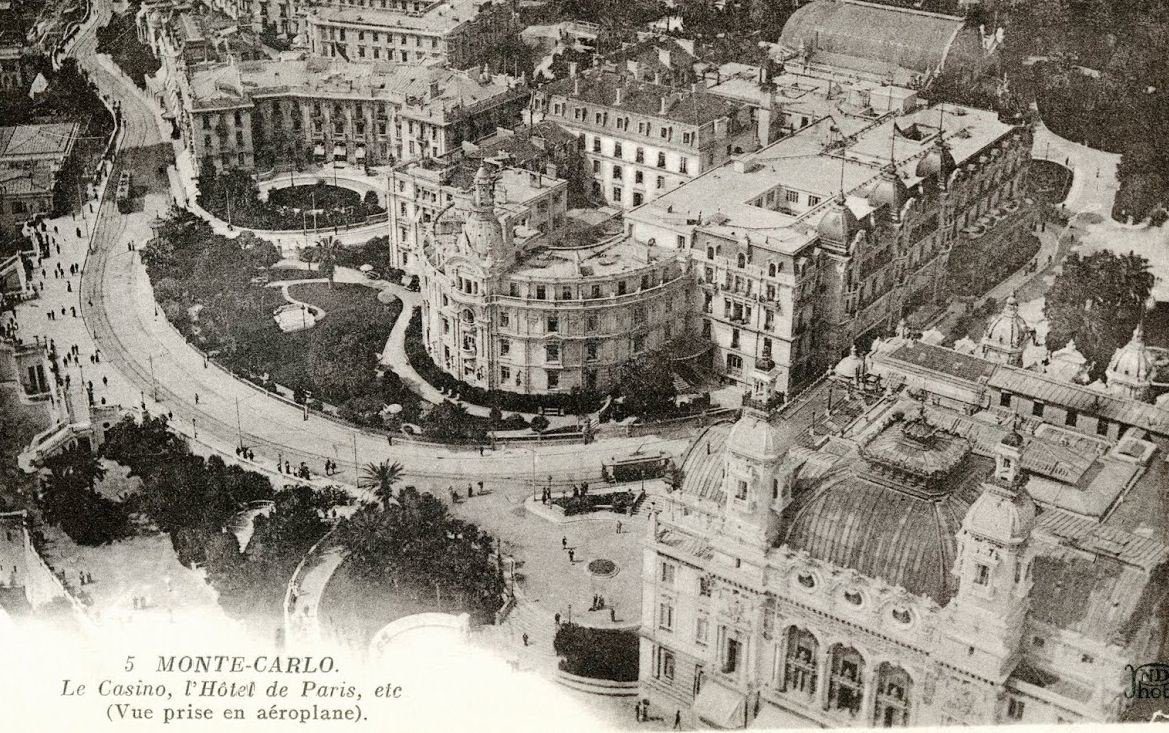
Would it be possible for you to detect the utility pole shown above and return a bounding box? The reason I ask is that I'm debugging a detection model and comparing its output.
[148,354,157,401]
[236,396,243,449]
[351,432,359,478]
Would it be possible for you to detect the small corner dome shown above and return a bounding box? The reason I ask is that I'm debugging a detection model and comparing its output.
[964,487,1035,545]
[833,344,864,379]
[474,164,492,184]
[983,295,1032,348]
[817,195,859,243]
[867,164,909,212]
[914,138,956,180]
[1107,323,1154,381]
[727,410,784,461]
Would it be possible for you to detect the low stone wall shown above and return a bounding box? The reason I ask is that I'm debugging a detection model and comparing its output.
[555,668,639,697]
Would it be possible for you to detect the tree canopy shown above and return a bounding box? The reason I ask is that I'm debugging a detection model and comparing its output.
[1044,250,1153,379]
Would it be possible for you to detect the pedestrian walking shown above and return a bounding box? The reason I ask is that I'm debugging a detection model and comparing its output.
[562,536,567,550]
[467,484,473,498]
[522,633,529,647]
[194,393,199,404]
[610,607,616,623]
[70,306,76,317]
[674,710,681,729]
[554,612,561,626]
[568,548,574,562]
[616,520,622,534]
[479,445,484,456]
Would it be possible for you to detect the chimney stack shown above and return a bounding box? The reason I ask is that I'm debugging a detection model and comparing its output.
[659,96,668,115]
[573,76,580,96]
[615,86,623,106]
[568,61,578,78]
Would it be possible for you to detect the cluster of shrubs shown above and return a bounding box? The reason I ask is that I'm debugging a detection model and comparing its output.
[553,491,636,516]
[553,624,639,682]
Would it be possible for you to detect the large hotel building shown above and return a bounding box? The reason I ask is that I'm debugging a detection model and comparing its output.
[179,57,528,173]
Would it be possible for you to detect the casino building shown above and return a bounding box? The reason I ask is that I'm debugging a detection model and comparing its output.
[639,321,1169,727]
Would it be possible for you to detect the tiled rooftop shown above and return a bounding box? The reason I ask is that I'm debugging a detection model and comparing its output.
[188,58,522,115]
[314,0,496,34]
[0,122,78,161]
[543,69,744,127]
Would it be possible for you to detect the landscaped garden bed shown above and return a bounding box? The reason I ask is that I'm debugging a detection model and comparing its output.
[554,623,639,682]
[1027,160,1073,206]
[198,172,384,231]
[552,489,638,516]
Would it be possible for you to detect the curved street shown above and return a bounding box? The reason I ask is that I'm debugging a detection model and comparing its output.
[67,0,690,498]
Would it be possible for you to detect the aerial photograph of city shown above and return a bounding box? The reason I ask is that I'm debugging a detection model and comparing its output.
[2,0,1169,728]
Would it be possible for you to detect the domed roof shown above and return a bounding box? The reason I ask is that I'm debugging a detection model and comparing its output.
[867,163,909,215]
[1045,339,1089,383]
[782,454,988,604]
[914,138,956,181]
[832,344,864,379]
[474,164,492,185]
[963,485,1035,546]
[781,417,985,604]
[1107,323,1155,383]
[459,212,505,258]
[727,409,784,462]
[816,194,858,244]
[982,295,1033,350]
[1000,429,1024,448]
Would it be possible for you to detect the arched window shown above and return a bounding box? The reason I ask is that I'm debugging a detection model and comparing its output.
[828,645,865,716]
[737,253,746,268]
[782,628,819,698]
[706,246,715,260]
[874,663,913,727]
[768,262,776,277]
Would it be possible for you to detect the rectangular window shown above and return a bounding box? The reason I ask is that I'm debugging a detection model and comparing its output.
[1007,698,1025,721]
[974,563,990,586]
[658,601,674,631]
[735,479,748,500]
[536,285,546,300]
[786,190,799,203]
[1032,401,1045,418]
[633,334,645,353]
[586,342,599,361]
[587,314,599,330]
[656,647,675,681]
[545,343,560,362]
[808,195,821,206]
[656,175,665,189]
[657,152,666,168]
[499,339,510,356]
[547,316,559,332]
[500,366,510,382]
[1064,409,1078,427]
[1096,419,1109,436]
[999,391,1012,407]
[613,142,623,158]
[612,164,622,179]
[547,371,559,388]
[660,562,675,584]
[696,615,709,645]
[500,311,510,327]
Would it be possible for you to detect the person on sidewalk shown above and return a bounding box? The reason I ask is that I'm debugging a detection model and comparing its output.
[561,536,567,550]
[674,710,681,729]
[522,633,529,647]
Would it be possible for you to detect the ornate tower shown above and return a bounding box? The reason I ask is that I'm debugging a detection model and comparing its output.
[458,164,512,276]
[722,408,787,547]
[939,429,1035,682]
[979,295,1033,367]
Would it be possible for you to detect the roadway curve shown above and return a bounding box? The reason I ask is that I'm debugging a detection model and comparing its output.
[71,0,690,493]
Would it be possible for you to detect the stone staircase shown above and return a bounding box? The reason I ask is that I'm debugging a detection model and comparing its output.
[479,594,561,675]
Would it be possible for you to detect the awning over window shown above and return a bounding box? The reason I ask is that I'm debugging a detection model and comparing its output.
[355,146,366,159]
[692,681,745,729]
[333,145,346,159]
[313,144,324,157]
[748,701,816,729]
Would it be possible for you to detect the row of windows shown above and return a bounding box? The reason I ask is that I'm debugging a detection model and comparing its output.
[323,26,442,47]
[587,137,690,174]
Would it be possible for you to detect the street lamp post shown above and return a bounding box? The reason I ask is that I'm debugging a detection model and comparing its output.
[236,396,243,449]
[148,354,157,401]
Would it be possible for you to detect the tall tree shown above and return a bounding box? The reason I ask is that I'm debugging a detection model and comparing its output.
[1044,250,1153,379]
[358,460,405,508]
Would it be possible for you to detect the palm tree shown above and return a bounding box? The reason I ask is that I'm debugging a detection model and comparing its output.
[318,236,339,287]
[358,460,404,508]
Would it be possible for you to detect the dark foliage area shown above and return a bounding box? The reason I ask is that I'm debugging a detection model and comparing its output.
[197,172,385,231]
[995,0,1169,222]
[1044,250,1153,380]
[947,231,1041,298]
[100,415,347,626]
[336,487,505,624]
[142,208,421,428]
[39,447,130,545]
[95,1,161,89]
[552,490,634,516]
[554,623,640,681]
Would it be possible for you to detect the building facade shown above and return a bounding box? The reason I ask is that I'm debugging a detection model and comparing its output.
[179,58,528,174]
[0,123,79,234]
[640,327,1169,728]
[531,66,761,210]
[306,0,516,70]
[625,99,1032,398]
[418,164,693,394]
